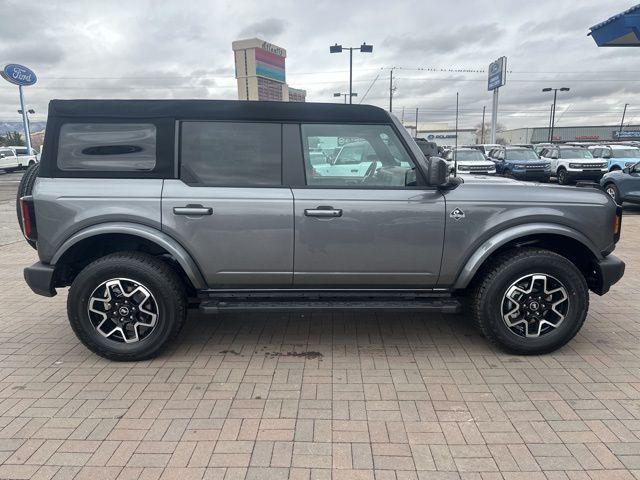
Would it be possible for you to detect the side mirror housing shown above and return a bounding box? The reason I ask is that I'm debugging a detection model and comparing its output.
[551,154,558,160]
[417,156,449,187]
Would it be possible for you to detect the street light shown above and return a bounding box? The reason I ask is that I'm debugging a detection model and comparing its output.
[333,92,357,104]
[542,87,570,142]
[329,42,373,104]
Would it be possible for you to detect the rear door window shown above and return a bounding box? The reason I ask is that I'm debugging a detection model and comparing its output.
[57,123,157,171]
[180,122,282,187]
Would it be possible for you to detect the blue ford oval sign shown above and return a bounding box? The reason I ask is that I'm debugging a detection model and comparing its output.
[1,64,37,86]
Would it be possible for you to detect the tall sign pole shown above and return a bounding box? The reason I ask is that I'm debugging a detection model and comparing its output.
[18,86,31,154]
[487,56,507,144]
[1,64,37,152]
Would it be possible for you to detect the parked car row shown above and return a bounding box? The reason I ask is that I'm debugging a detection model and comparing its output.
[424,140,640,207]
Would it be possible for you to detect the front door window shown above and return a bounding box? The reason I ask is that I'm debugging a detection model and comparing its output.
[301,124,417,187]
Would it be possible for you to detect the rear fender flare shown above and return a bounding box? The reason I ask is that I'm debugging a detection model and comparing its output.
[50,222,207,290]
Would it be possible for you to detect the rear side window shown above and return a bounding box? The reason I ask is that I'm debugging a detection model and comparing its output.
[58,123,157,171]
[180,122,282,187]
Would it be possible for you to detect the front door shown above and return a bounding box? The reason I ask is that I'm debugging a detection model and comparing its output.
[162,121,293,287]
[292,123,446,286]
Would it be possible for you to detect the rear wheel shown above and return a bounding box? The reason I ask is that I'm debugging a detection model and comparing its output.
[67,252,186,361]
[604,183,621,205]
[471,248,588,354]
[16,162,40,249]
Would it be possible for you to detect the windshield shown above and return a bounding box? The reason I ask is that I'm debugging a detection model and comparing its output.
[612,148,640,159]
[561,148,593,159]
[452,150,486,161]
[506,150,539,161]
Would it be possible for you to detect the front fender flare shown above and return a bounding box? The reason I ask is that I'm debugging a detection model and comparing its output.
[452,222,602,290]
[50,222,207,290]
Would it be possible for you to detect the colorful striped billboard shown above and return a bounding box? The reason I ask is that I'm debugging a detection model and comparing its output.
[255,47,286,83]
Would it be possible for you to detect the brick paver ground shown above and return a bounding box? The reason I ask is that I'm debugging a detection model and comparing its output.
[0,198,638,480]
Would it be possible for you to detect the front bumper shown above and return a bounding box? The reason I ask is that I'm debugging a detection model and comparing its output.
[566,170,606,180]
[591,254,625,295]
[24,261,57,297]
[512,170,551,181]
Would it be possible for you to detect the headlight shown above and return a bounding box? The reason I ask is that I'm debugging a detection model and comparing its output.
[569,163,580,168]
[458,165,468,171]
[625,162,636,167]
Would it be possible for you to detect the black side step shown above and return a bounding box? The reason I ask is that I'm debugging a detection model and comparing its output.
[199,298,461,314]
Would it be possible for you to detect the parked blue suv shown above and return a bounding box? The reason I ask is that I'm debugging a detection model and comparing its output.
[600,161,640,205]
[487,146,551,182]
[589,145,640,172]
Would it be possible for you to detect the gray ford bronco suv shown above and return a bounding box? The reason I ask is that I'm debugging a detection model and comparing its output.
[18,100,625,361]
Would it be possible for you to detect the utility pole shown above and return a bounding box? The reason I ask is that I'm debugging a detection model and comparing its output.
[481,106,486,144]
[620,103,629,134]
[455,93,459,151]
[542,87,569,143]
[415,107,419,137]
[401,106,405,123]
[548,104,553,142]
[389,68,392,111]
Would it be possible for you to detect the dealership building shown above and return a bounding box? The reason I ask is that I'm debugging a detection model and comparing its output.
[415,128,477,146]
[232,38,306,102]
[500,125,640,144]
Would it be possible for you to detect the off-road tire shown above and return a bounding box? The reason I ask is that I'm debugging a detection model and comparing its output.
[471,248,588,354]
[557,168,570,185]
[16,162,40,249]
[67,252,186,361]
[604,183,621,205]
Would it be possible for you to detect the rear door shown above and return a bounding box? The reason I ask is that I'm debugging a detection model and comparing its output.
[162,121,294,287]
[292,123,446,286]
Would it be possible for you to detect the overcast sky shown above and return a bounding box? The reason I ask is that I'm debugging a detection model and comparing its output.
[0,0,638,131]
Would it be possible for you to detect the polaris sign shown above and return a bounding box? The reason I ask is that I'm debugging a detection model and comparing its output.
[1,64,37,86]
[614,130,640,139]
[487,56,506,91]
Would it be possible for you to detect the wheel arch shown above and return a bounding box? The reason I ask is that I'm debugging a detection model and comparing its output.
[453,223,602,291]
[51,222,207,291]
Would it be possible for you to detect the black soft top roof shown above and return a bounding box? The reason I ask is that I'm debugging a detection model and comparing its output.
[48,99,392,123]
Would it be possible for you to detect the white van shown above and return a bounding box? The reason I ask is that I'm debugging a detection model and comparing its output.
[0,147,20,172]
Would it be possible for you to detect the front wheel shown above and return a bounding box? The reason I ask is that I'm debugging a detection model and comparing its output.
[605,183,621,205]
[557,168,570,185]
[471,248,588,354]
[67,252,186,361]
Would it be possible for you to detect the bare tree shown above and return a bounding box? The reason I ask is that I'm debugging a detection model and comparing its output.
[474,122,506,144]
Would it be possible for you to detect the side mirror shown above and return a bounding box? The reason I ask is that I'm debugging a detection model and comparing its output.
[0,154,4,158]
[551,154,559,160]
[417,156,449,187]
[603,152,611,159]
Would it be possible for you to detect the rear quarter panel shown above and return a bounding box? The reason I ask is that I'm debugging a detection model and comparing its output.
[33,178,163,263]
[438,180,616,286]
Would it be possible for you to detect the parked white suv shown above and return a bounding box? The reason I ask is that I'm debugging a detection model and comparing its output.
[0,147,20,172]
[8,145,38,169]
[539,146,607,185]
[445,147,496,175]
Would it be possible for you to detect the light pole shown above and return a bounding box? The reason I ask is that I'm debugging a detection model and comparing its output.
[330,43,373,104]
[542,87,570,142]
[333,92,357,104]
